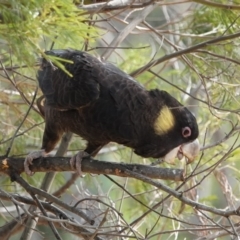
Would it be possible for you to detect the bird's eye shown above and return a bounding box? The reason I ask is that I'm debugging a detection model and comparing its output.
[182,127,191,138]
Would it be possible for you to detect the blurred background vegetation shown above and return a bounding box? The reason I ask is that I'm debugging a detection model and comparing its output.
[1,0,240,239]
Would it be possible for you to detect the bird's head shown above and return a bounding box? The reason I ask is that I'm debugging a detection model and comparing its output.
[151,90,200,164]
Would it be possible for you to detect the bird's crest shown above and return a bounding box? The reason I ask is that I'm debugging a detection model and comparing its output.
[154,106,175,135]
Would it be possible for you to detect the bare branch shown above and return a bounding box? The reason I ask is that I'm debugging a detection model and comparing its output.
[101,3,157,59]
[21,132,73,240]
[52,173,79,197]
[13,174,62,240]
[130,31,240,77]
[192,0,240,10]
[0,190,104,240]
[79,0,155,12]
[0,214,27,240]
[1,156,185,181]
[0,189,94,225]
[124,169,240,219]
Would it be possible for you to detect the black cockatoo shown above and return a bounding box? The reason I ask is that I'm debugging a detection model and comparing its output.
[25,49,200,175]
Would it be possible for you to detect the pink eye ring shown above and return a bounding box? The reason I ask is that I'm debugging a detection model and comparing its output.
[182,127,191,138]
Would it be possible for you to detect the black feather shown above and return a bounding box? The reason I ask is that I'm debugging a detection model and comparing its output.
[37,49,199,159]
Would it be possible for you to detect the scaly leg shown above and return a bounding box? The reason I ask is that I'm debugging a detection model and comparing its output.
[24,150,47,175]
[70,143,106,176]
[70,151,89,176]
[24,122,63,176]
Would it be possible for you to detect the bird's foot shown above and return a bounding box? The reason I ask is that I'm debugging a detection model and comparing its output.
[24,150,46,176]
[70,151,89,176]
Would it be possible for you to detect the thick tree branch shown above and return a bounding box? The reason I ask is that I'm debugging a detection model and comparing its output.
[1,156,185,181]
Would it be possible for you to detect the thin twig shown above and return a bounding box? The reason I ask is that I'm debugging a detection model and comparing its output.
[13,174,62,240]
[5,87,38,157]
[130,31,240,77]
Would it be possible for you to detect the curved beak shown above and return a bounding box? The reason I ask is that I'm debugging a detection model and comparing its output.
[163,139,200,165]
[180,139,200,164]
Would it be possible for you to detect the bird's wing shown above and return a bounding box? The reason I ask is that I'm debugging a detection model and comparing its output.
[99,61,147,107]
[37,50,101,110]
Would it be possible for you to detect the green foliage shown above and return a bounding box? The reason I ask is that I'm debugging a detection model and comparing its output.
[0,0,97,65]
[190,6,240,36]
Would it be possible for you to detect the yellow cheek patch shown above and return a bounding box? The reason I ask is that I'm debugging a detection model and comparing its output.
[154,106,175,135]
